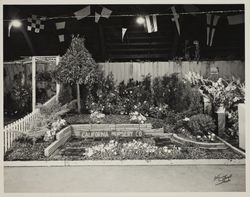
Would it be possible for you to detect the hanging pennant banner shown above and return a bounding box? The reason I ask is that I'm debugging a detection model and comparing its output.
[183,5,199,16]
[210,15,220,46]
[95,12,101,23]
[58,35,65,42]
[206,14,212,46]
[56,21,65,30]
[95,7,112,23]
[206,14,220,46]
[122,28,127,41]
[145,14,158,33]
[171,6,180,36]
[101,7,112,18]
[27,15,46,33]
[227,14,244,25]
[74,6,91,20]
[55,21,66,42]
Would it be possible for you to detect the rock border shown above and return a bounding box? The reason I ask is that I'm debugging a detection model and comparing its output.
[171,134,226,149]
[44,124,153,157]
[44,126,72,157]
[216,135,246,157]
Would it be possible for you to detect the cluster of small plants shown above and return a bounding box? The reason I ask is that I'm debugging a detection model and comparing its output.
[85,72,204,118]
[83,139,182,160]
[4,83,32,118]
[43,118,67,141]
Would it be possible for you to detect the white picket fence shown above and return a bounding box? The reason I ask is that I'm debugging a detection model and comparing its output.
[3,95,57,154]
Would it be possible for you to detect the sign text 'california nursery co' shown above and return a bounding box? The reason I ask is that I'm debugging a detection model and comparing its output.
[79,130,144,138]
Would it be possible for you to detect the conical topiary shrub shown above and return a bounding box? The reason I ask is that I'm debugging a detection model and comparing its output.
[53,35,99,113]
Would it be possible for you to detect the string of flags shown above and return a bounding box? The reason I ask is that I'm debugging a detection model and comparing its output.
[206,14,220,47]
[205,13,244,46]
[8,5,244,46]
[25,6,112,43]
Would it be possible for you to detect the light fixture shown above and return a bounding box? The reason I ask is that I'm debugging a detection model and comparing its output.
[136,16,145,25]
[8,19,22,37]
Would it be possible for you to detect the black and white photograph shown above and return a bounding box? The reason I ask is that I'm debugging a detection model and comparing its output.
[0,0,247,193]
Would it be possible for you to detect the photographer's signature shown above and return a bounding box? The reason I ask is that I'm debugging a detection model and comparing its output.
[214,173,232,185]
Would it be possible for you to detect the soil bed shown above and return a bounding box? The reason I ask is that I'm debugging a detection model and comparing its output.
[4,140,53,161]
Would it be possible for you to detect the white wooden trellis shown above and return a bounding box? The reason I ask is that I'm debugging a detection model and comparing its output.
[3,55,61,154]
[31,56,60,111]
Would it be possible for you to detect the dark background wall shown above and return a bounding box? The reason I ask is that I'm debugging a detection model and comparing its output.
[3,4,244,62]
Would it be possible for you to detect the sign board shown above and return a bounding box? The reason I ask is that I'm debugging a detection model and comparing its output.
[79,130,144,138]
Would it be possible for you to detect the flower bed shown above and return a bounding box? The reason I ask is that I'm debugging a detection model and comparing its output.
[4,126,245,161]
[51,137,244,161]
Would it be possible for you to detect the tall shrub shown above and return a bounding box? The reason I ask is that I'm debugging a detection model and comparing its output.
[53,36,99,113]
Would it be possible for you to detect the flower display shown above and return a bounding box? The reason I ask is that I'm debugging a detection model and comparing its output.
[44,118,67,141]
[129,111,147,124]
[90,111,105,123]
[83,139,182,160]
[185,72,245,110]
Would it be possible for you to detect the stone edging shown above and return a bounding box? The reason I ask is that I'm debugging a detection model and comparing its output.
[43,124,245,157]
[44,126,72,157]
[171,134,226,148]
[216,136,246,157]
[44,124,154,157]
[4,159,245,167]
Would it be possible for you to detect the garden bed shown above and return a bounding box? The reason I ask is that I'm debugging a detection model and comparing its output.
[4,120,245,161]
[51,137,244,160]
[4,134,244,161]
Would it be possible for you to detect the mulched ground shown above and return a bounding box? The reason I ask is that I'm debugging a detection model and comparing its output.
[4,140,53,161]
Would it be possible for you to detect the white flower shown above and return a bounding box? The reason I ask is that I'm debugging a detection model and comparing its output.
[86,149,94,157]
[233,97,240,102]
[46,130,52,137]
[183,117,190,121]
